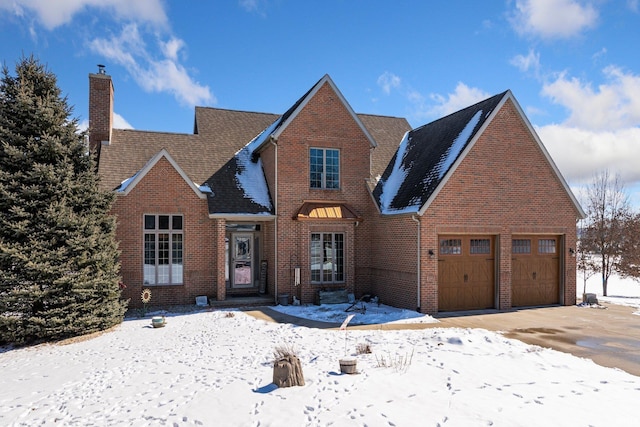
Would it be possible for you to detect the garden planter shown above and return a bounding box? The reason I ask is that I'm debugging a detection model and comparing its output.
[151,316,166,328]
[339,357,357,374]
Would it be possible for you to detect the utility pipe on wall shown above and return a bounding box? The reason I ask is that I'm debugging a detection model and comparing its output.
[411,215,421,311]
[271,137,279,305]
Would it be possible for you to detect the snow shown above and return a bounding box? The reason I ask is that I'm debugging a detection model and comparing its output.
[379,131,420,214]
[197,183,213,194]
[233,119,282,210]
[436,110,482,179]
[2,277,640,426]
[115,171,139,192]
[578,270,640,315]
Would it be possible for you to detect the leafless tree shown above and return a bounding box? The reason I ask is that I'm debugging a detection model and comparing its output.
[618,213,640,281]
[580,170,631,296]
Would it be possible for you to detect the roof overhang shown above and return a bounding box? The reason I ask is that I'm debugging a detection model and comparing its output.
[208,214,276,221]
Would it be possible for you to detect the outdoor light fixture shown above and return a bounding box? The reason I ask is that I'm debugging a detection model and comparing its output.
[428,249,435,259]
[569,248,575,256]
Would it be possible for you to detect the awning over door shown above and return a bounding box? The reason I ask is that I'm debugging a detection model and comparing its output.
[293,202,362,221]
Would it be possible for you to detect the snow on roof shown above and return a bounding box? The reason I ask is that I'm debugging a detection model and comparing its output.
[436,110,482,179]
[198,183,213,194]
[115,171,139,193]
[232,118,282,210]
[378,132,421,214]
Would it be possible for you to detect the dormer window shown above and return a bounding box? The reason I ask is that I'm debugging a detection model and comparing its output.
[310,148,340,189]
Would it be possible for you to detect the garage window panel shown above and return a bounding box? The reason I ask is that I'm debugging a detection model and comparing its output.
[539,239,557,254]
[512,239,531,254]
[440,238,462,255]
[470,239,491,255]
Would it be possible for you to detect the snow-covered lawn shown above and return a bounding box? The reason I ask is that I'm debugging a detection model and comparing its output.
[1,275,639,426]
[578,271,640,314]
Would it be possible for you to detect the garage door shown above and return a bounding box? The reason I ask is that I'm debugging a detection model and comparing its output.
[512,236,560,307]
[438,236,495,311]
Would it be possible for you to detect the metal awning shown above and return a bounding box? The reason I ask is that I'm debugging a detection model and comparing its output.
[293,202,362,221]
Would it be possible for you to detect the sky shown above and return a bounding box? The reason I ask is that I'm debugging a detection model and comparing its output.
[1,275,639,426]
[1,0,639,207]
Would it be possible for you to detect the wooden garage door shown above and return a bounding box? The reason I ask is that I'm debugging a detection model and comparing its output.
[512,236,560,307]
[438,236,495,311]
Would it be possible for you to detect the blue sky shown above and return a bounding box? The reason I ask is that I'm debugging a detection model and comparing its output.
[1,0,639,207]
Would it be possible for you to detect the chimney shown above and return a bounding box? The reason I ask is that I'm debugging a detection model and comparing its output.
[88,64,114,162]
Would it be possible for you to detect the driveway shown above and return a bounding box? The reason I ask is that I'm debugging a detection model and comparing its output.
[245,303,640,377]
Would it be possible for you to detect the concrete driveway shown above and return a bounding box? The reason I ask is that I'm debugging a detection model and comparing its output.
[436,303,640,377]
[245,302,640,377]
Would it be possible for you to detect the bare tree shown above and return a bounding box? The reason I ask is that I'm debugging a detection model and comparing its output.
[618,213,640,281]
[581,170,631,296]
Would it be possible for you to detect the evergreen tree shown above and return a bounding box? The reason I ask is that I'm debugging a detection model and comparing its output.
[0,56,127,345]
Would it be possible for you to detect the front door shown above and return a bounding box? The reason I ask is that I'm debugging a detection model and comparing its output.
[232,233,252,288]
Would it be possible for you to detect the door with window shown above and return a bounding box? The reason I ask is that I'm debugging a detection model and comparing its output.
[310,232,344,284]
[232,233,253,288]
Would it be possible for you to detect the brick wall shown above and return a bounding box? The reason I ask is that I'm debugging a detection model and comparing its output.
[374,98,580,314]
[88,73,113,158]
[260,81,375,304]
[113,157,217,308]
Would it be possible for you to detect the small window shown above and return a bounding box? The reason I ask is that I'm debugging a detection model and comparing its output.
[512,239,531,254]
[470,239,491,255]
[440,239,462,255]
[539,239,556,254]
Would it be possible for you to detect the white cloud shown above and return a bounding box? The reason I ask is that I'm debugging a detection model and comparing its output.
[377,71,401,95]
[542,66,640,131]
[509,0,598,39]
[510,49,541,76]
[113,112,133,129]
[89,24,215,107]
[538,124,640,185]
[428,83,491,118]
[0,0,167,30]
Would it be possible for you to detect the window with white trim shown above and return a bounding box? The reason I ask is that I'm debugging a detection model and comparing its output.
[144,214,183,285]
[310,148,340,189]
[310,233,344,283]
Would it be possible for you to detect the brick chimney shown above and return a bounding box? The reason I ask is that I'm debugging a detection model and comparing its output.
[88,65,113,162]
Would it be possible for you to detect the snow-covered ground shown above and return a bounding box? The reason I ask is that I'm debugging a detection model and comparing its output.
[578,271,640,314]
[1,276,639,426]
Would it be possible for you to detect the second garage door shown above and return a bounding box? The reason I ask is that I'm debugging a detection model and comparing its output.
[511,236,561,307]
[438,236,496,311]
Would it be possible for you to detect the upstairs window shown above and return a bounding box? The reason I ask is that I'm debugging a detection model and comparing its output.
[310,148,340,189]
[144,214,183,285]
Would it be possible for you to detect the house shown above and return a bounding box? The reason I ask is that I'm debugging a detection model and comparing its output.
[89,70,584,314]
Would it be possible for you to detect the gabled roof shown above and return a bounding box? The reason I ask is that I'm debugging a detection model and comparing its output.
[372,91,585,217]
[98,109,278,191]
[373,91,507,214]
[252,74,378,153]
[115,149,207,199]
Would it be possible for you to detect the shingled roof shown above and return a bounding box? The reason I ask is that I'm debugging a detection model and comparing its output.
[373,91,509,214]
[98,76,410,217]
[98,109,278,191]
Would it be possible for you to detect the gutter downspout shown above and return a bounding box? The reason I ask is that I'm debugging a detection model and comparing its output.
[271,136,279,304]
[411,215,421,312]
